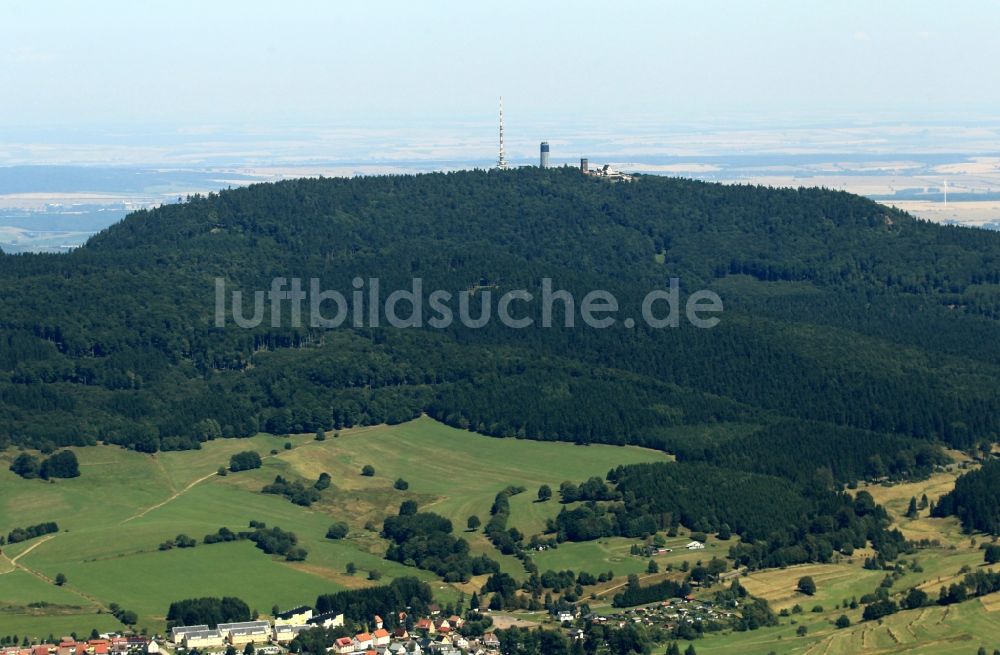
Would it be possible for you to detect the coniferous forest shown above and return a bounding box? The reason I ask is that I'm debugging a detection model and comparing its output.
[2,167,1000,547]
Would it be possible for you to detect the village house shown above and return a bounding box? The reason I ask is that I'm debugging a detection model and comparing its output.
[274,606,313,627]
[180,629,224,650]
[218,621,270,647]
[372,629,391,647]
[352,632,373,651]
[307,611,345,630]
[272,625,309,644]
[56,640,84,655]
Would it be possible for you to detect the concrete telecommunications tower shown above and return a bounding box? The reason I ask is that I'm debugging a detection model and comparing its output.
[496,96,508,169]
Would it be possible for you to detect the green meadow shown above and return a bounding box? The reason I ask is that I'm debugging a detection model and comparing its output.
[0,416,669,637]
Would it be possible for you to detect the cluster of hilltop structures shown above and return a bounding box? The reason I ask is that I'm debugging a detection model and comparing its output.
[493,98,631,181]
[504,141,633,182]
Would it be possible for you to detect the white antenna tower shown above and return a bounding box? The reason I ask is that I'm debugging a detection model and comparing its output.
[943,180,948,208]
[496,96,508,169]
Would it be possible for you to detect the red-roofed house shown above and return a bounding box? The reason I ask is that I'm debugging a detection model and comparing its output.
[87,640,110,655]
[353,633,373,651]
[331,637,353,655]
[372,629,390,647]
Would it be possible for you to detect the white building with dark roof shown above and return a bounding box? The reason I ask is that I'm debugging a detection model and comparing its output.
[217,621,271,646]
[180,630,224,650]
[274,606,313,627]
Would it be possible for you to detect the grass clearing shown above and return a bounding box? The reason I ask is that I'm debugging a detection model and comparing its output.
[740,561,883,611]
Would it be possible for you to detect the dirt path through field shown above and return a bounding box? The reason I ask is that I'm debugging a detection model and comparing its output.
[119,470,218,524]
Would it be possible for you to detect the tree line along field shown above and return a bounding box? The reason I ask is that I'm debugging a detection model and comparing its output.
[0,415,669,637]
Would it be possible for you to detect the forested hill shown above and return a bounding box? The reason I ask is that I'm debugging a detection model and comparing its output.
[2,167,1000,472]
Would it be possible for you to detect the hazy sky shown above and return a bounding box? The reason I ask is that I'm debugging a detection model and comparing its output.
[3,0,999,132]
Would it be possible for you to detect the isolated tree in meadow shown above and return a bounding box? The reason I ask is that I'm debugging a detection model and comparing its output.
[467,515,481,531]
[325,522,349,540]
[537,485,552,502]
[394,478,409,490]
[345,562,357,575]
[984,544,1000,565]
[918,493,929,510]
[905,496,918,518]
[54,573,66,586]
[314,429,326,441]
[39,451,80,479]
[902,587,928,609]
[835,615,850,629]
[229,451,262,472]
[797,576,816,596]
[361,464,375,477]
[647,560,659,574]
[9,453,40,479]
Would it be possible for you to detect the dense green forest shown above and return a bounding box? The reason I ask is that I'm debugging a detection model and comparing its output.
[166,596,251,628]
[382,502,499,581]
[932,460,1000,534]
[313,577,433,626]
[549,462,908,569]
[2,169,1000,550]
